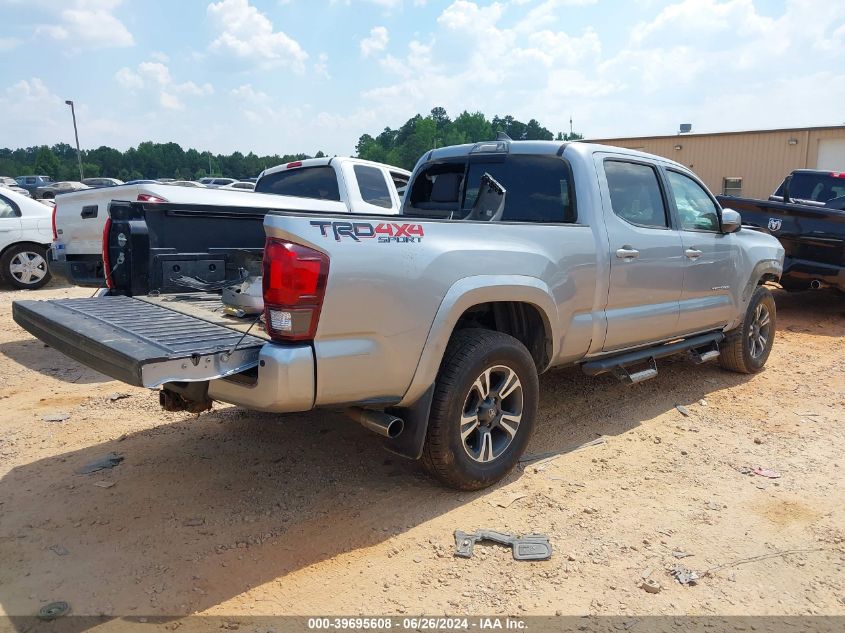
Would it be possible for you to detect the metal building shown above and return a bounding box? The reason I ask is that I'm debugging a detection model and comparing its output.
[587,125,845,200]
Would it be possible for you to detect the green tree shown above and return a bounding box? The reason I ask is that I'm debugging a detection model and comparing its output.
[33,146,60,178]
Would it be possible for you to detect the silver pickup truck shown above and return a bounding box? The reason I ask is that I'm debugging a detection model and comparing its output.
[13,140,784,489]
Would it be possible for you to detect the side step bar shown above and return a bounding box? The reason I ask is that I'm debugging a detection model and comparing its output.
[581,332,725,383]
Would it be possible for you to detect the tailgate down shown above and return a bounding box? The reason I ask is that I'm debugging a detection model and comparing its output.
[13,296,265,388]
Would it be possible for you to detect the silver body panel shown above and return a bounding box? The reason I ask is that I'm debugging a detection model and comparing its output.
[252,142,783,410]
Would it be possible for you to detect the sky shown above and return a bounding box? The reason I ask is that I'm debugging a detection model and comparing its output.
[1,0,843,157]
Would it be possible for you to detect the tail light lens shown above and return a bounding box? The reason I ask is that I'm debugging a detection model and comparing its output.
[262,237,329,342]
[51,204,58,240]
[137,193,167,203]
[101,217,114,289]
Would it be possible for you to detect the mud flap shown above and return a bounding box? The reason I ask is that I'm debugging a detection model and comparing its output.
[384,384,435,460]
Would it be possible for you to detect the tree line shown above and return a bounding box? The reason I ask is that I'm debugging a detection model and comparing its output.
[0,107,582,181]
[356,107,583,170]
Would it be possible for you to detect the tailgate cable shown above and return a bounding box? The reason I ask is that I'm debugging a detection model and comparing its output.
[221,314,263,361]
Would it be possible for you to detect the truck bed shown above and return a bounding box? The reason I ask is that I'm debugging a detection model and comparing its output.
[13,296,265,388]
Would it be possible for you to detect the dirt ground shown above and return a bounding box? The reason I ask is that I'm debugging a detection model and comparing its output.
[0,282,843,621]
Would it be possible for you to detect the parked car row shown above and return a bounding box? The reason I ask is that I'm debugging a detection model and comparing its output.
[8,175,258,200]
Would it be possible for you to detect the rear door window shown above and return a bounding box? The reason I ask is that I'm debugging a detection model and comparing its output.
[354,165,392,209]
[255,166,340,201]
[604,160,668,229]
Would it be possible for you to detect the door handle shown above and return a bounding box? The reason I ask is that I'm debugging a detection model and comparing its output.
[685,248,703,259]
[616,247,640,259]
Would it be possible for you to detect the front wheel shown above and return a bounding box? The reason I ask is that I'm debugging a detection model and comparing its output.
[1,243,52,290]
[719,285,776,373]
[421,329,539,490]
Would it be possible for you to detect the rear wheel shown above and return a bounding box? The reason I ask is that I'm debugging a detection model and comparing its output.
[421,329,539,490]
[1,243,52,290]
[719,285,775,373]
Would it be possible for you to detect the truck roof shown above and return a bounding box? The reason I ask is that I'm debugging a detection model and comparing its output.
[259,157,410,180]
[420,140,688,170]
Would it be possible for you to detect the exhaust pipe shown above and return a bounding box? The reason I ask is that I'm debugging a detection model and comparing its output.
[810,279,823,290]
[345,408,404,439]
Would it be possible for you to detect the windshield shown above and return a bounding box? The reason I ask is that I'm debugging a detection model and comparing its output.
[776,172,845,203]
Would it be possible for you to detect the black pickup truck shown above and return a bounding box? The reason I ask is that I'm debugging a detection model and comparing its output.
[717,170,845,292]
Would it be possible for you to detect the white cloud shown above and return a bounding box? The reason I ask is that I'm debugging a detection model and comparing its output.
[114,67,144,90]
[0,37,21,51]
[207,0,309,72]
[138,61,171,86]
[35,0,134,49]
[360,26,389,57]
[314,53,331,79]
[114,60,214,110]
[159,92,184,111]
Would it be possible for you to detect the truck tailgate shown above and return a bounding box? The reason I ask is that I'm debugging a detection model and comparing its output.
[12,296,265,388]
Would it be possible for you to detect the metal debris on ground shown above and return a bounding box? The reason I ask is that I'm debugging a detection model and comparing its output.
[753,466,781,479]
[454,529,552,561]
[492,492,528,508]
[76,452,123,474]
[93,481,115,488]
[42,413,70,423]
[640,578,662,593]
[108,392,131,402]
[672,550,693,559]
[672,565,700,586]
[49,544,69,556]
[675,404,690,417]
[183,517,205,527]
[37,601,70,621]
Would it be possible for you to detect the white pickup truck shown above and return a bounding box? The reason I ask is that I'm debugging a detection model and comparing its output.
[50,157,410,286]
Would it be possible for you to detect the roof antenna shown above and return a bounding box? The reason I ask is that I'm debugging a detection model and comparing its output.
[495,131,512,141]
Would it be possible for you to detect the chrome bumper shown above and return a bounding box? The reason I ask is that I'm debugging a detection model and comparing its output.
[207,343,315,413]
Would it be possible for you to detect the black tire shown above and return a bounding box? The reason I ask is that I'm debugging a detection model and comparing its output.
[0,243,52,290]
[719,285,776,374]
[421,328,539,490]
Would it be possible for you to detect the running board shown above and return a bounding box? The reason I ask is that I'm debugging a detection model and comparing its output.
[581,332,725,379]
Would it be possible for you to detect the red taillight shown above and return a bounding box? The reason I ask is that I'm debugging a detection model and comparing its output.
[286,161,302,169]
[51,204,58,240]
[831,172,845,179]
[137,193,167,203]
[102,217,114,289]
[262,237,329,342]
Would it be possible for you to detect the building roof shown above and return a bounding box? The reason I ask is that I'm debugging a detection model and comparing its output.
[586,124,845,143]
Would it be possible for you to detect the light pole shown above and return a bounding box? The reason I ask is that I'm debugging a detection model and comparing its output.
[64,100,84,181]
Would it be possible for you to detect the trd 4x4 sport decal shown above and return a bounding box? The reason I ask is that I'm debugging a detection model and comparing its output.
[310,220,425,243]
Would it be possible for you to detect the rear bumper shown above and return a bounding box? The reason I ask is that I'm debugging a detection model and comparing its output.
[782,257,845,291]
[207,343,315,413]
[49,247,104,287]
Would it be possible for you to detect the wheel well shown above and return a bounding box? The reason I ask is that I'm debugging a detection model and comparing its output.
[759,273,779,285]
[452,301,551,371]
[0,241,50,260]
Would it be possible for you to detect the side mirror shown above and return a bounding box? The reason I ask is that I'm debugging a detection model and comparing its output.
[720,208,741,233]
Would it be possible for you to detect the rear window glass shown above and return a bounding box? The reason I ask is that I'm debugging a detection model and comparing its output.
[407,155,575,223]
[256,166,340,201]
[776,173,845,203]
[354,165,392,208]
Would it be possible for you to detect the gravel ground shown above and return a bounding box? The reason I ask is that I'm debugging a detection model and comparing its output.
[0,282,843,620]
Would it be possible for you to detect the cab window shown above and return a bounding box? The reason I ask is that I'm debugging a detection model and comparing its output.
[666,170,720,232]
